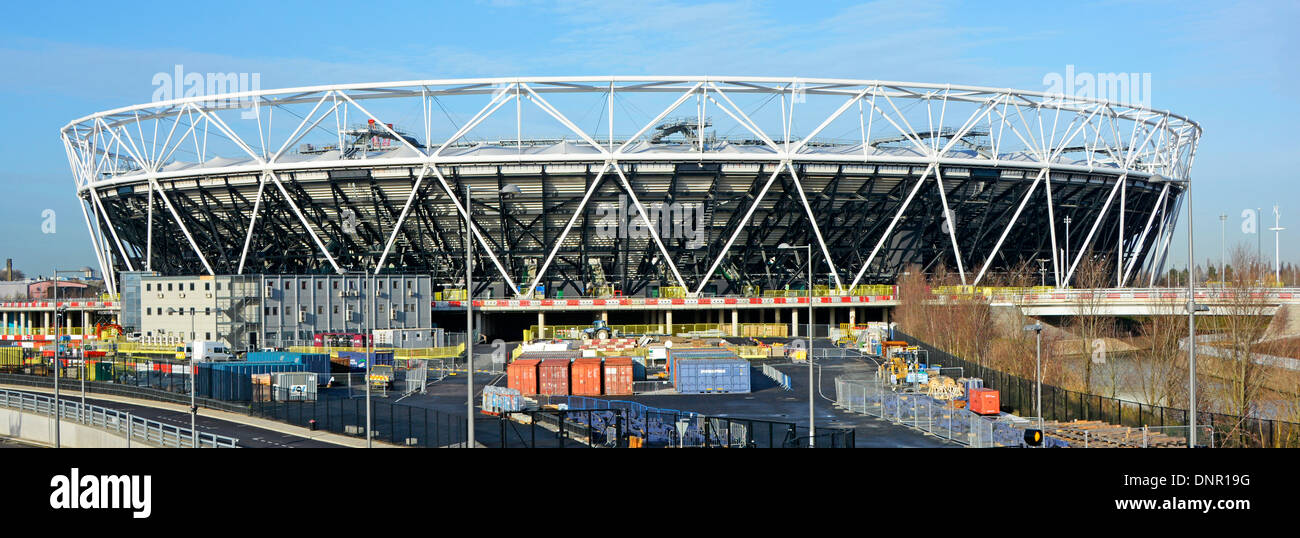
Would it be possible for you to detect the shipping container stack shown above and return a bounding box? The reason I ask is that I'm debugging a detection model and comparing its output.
[507,358,541,395]
[197,361,308,402]
[667,348,752,394]
[570,358,603,396]
[246,351,332,386]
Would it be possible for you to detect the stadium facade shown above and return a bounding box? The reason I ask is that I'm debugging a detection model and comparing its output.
[61,77,1200,298]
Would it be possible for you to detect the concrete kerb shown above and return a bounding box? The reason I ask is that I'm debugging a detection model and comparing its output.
[0,383,397,448]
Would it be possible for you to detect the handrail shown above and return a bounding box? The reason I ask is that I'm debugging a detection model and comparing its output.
[0,388,239,448]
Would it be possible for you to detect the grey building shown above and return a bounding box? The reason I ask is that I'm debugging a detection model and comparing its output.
[139,275,261,350]
[260,274,432,347]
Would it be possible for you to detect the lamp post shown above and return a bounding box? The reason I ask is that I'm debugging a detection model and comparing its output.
[366,273,374,449]
[465,184,476,449]
[1219,213,1227,285]
[51,267,94,448]
[167,305,197,447]
[1270,206,1284,284]
[460,184,517,448]
[779,242,814,447]
[1157,175,1208,447]
[1063,216,1072,273]
[1023,323,1043,420]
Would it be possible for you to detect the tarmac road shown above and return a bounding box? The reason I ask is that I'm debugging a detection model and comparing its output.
[1,387,344,448]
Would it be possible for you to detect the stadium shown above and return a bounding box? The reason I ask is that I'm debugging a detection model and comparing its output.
[61,76,1200,298]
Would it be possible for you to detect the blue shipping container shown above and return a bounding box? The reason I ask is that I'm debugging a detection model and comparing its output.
[245,352,332,385]
[336,351,395,370]
[197,362,306,401]
[672,358,751,394]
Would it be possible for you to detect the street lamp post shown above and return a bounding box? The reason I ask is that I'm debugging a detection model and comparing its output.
[1063,216,1072,273]
[465,185,475,448]
[51,267,94,448]
[367,273,374,449]
[1219,213,1227,284]
[1270,206,1284,284]
[1023,323,1043,420]
[169,306,198,447]
[780,242,814,447]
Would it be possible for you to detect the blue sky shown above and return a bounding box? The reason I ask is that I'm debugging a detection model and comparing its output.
[0,0,1295,278]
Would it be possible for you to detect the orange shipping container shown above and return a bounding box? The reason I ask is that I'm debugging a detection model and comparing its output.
[537,358,571,396]
[968,388,1000,415]
[508,359,541,395]
[571,358,603,396]
[602,357,634,396]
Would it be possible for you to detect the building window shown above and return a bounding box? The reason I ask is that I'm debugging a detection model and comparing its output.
[333,305,339,314]
[301,281,307,290]
[265,307,270,315]
[407,281,412,289]
[332,281,339,290]
[146,307,152,315]
[378,281,384,289]
[317,281,323,290]
[317,306,324,315]
[216,283,222,290]
[205,307,211,316]
[272,307,278,315]
[145,283,151,291]
[189,283,195,291]
[284,281,291,290]
[167,283,173,291]
[205,332,211,340]
[204,282,211,291]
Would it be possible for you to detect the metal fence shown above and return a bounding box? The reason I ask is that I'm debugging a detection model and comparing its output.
[533,395,802,448]
[248,396,467,447]
[761,364,792,391]
[896,331,1300,448]
[0,388,238,448]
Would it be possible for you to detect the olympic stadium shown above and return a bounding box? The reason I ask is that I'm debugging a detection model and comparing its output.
[60,77,1201,298]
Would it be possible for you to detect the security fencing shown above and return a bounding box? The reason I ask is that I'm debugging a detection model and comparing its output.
[0,388,238,448]
[834,376,1064,447]
[896,330,1300,448]
[248,396,467,447]
[536,395,801,448]
[761,364,792,391]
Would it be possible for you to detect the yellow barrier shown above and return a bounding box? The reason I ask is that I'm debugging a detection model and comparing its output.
[659,286,688,298]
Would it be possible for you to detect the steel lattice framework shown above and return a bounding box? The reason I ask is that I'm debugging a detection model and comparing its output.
[61,76,1200,296]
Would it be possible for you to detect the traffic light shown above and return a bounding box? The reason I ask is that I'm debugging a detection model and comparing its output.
[1024,429,1044,447]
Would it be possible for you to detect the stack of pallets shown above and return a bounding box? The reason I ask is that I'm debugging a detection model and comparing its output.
[1042,420,1186,448]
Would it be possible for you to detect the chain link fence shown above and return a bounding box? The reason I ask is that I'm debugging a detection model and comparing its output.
[895,330,1300,447]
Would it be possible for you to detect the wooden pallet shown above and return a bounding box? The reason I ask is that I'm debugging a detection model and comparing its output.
[1042,420,1186,448]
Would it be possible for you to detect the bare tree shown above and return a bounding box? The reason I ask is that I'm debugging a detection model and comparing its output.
[1203,247,1272,446]
[1135,293,1187,408]
[1072,255,1114,394]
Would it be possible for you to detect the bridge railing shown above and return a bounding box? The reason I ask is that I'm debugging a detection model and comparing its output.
[0,387,238,448]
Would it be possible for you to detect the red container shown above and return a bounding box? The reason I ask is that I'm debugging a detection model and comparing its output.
[968,388,1000,415]
[538,358,571,396]
[507,358,541,395]
[571,358,603,396]
[602,357,634,396]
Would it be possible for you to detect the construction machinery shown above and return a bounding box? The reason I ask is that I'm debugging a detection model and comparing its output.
[369,364,395,390]
[581,320,616,340]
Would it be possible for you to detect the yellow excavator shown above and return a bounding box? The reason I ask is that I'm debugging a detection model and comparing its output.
[878,341,920,383]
